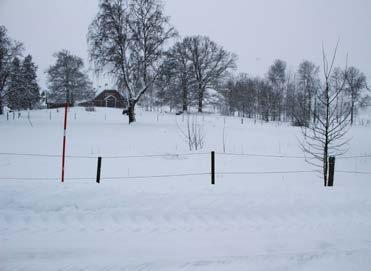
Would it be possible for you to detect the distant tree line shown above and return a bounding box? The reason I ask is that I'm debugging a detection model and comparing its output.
[217,59,369,126]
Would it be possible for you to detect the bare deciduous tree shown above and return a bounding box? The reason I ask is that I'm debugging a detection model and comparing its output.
[296,60,320,126]
[343,66,368,125]
[88,0,176,123]
[218,73,257,118]
[301,43,351,186]
[184,36,237,113]
[176,114,205,151]
[46,50,94,105]
[165,40,193,112]
[267,59,286,121]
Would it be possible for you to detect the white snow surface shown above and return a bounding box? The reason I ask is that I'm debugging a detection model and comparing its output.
[0,107,371,270]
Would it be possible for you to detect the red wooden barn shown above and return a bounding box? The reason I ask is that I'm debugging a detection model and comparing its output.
[79,90,127,108]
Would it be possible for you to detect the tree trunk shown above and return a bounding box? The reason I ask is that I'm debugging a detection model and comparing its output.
[323,83,330,187]
[323,147,328,187]
[307,92,312,124]
[350,100,355,125]
[313,98,317,123]
[128,99,136,124]
[0,96,3,115]
[66,88,70,106]
[198,87,203,113]
[182,102,188,112]
[182,83,188,112]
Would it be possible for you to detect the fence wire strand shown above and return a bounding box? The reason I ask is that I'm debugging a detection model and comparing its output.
[0,151,370,160]
[216,152,305,159]
[2,170,371,182]
[0,152,210,159]
[0,173,210,181]
[0,170,320,182]
[336,170,371,175]
[217,170,316,175]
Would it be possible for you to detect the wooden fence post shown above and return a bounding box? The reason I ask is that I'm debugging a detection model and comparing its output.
[6,112,9,121]
[328,156,335,187]
[211,151,215,185]
[96,157,102,183]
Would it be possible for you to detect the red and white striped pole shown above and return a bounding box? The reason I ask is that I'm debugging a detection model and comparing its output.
[61,103,68,183]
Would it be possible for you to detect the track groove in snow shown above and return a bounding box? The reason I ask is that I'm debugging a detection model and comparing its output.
[2,249,371,271]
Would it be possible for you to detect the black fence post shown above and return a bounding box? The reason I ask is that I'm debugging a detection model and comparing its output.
[7,112,9,121]
[328,156,335,187]
[211,151,215,185]
[96,157,102,183]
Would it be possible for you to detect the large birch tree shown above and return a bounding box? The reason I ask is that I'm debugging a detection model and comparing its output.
[88,0,176,123]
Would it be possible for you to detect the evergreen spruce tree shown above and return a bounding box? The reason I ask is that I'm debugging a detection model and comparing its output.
[7,57,22,110]
[21,55,40,109]
[0,25,23,114]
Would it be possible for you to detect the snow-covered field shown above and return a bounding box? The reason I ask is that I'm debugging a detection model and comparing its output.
[0,107,371,270]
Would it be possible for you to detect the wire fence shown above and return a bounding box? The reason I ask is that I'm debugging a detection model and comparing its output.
[0,151,371,182]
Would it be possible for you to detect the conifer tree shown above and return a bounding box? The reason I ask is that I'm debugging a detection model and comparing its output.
[0,25,23,114]
[7,57,22,110]
[21,55,40,109]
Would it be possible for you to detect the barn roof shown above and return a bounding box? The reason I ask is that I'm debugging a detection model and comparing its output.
[94,89,126,101]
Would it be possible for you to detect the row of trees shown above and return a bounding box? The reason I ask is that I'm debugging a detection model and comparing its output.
[218,59,368,126]
[0,24,95,112]
[0,25,40,113]
[87,0,237,123]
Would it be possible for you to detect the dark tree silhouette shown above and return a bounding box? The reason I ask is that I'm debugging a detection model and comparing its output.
[301,43,351,186]
[88,0,176,123]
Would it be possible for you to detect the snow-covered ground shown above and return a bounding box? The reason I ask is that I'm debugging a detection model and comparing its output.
[0,107,370,270]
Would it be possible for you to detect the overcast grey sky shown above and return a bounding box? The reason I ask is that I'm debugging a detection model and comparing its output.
[1,0,370,90]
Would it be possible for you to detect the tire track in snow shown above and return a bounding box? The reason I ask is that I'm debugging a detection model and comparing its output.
[1,204,371,235]
[2,248,371,271]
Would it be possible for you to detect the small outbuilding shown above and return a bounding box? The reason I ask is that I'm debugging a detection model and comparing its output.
[79,90,127,108]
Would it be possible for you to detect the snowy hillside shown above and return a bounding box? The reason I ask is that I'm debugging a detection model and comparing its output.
[0,107,371,270]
